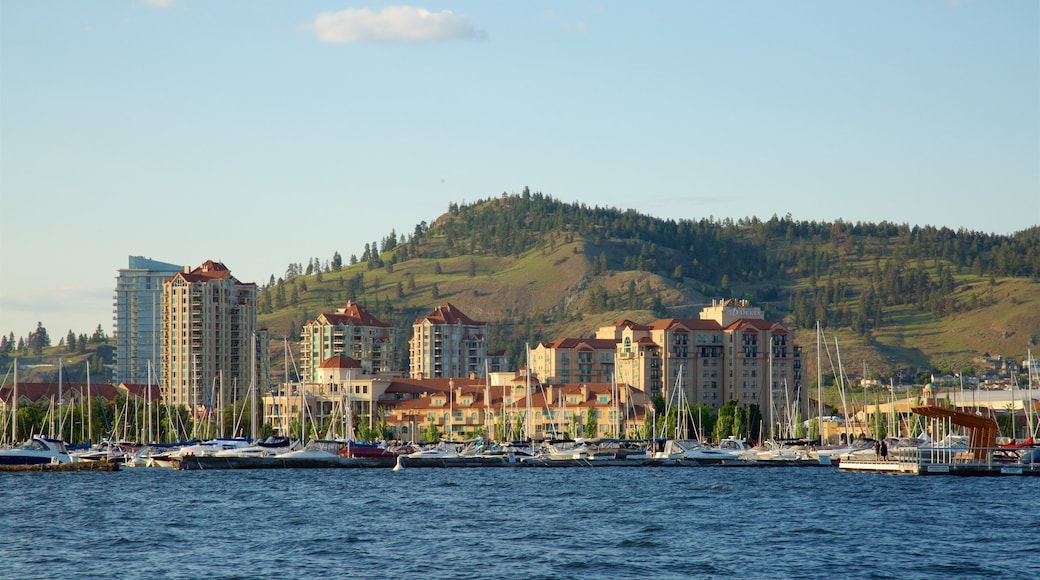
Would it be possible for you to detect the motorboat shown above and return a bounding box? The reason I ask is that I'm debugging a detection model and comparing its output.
[0,436,73,465]
[214,436,296,457]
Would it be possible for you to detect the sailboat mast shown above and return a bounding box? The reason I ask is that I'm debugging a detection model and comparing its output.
[250,332,257,441]
[86,362,93,444]
[768,347,774,441]
[12,358,17,443]
[58,358,64,439]
[146,361,152,444]
[525,343,532,442]
[816,321,822,443]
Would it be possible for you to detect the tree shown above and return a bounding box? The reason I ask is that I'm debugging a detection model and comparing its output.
[431,283,439,299]
[331,251,343,271]
[29,322,50,356]
[584,407,597,438]
[66,330,76,353]
[713,400,738,443]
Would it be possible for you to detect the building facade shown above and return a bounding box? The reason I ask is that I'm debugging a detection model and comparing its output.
[408,303,488,379]
[529,337,617,385]
[594,300,803,436]
[160,260,257,409]
[299,301,397,383]
[113,256,184,384]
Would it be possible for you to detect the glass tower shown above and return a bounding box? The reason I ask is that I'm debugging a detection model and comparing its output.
[114,256,184,384]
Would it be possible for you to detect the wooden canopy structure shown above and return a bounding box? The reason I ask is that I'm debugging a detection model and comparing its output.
[912,405,1000,461]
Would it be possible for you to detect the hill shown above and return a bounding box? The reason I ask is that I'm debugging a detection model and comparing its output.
[3,192,1037,385]
[254,192,1039,383]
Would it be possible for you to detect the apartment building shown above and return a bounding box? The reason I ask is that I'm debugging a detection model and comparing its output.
[113,255,184,384]
[160,260,257,409]
[529,337,618,385]
[408,303,488,379]
[298,301,397,383]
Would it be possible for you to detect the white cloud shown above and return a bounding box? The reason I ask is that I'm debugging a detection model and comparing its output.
[312,6,481,43]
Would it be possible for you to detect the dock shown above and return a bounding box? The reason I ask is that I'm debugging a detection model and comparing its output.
[0,460,121,473]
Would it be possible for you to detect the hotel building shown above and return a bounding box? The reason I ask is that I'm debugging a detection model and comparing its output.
[590,299,802,418]
[298,301,397,383]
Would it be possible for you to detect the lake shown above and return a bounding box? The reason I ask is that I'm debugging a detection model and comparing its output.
[2,465,1038,579]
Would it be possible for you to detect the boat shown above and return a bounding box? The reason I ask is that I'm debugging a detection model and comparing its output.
[0,436,74,465]
[72,439,141,463]
[682,440,745,463]
[213,436,296,457]
[339,440,395,459]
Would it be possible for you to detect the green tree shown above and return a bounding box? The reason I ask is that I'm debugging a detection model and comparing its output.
[584,407,597,438]
[713,400,738,443]
[29,322,50,356]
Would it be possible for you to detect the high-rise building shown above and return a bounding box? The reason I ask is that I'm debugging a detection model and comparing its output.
[409,303,488,379]
[160,260,257,409]
[298,301,397,382]
[113,256,184,384]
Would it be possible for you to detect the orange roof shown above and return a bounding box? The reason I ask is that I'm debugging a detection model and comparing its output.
[542,337,618,350]
[725,319,779,332]
[318,355,362,370]
[170,260,252,286]
[1,382,121,404]
[315,301,391,328]
[649,318,722,331]
[414,302,485,326]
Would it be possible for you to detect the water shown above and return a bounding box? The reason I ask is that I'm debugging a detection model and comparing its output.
[2,465,1038,579]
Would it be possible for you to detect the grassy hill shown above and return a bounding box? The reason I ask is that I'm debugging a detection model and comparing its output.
[254,194,1039,383]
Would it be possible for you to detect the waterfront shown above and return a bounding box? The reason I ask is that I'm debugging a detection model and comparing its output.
[2,466,1038,579]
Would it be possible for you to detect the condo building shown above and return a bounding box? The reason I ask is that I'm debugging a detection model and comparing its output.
[113,256,184,384]
[409,303,488,379]
[580,299,803,418]
[299,301,397,383]
[528,337,617,385]
[160,260,257,409]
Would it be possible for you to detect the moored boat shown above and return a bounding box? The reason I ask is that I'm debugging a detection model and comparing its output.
[0,436,74,465]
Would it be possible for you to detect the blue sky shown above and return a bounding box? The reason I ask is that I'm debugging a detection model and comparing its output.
[1,0,1038,339]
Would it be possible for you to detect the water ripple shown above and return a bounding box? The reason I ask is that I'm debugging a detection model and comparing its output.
[1,466,1038,579]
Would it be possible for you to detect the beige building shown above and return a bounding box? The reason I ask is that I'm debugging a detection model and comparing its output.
[160,260,256,409]
[409,303,489,379]
[299,301,397,383]
[590,300,803,435]
[384,376,650,441]
[528,337,617,385]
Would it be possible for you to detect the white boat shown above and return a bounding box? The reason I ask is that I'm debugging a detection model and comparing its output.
[72,439,139,463]
[408,442,463,459]
[683,440,744,463]
[213,436,296,457]
[0,436,74,465]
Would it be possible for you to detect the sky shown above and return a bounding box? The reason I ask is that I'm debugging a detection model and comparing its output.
[1,0,1038,339]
